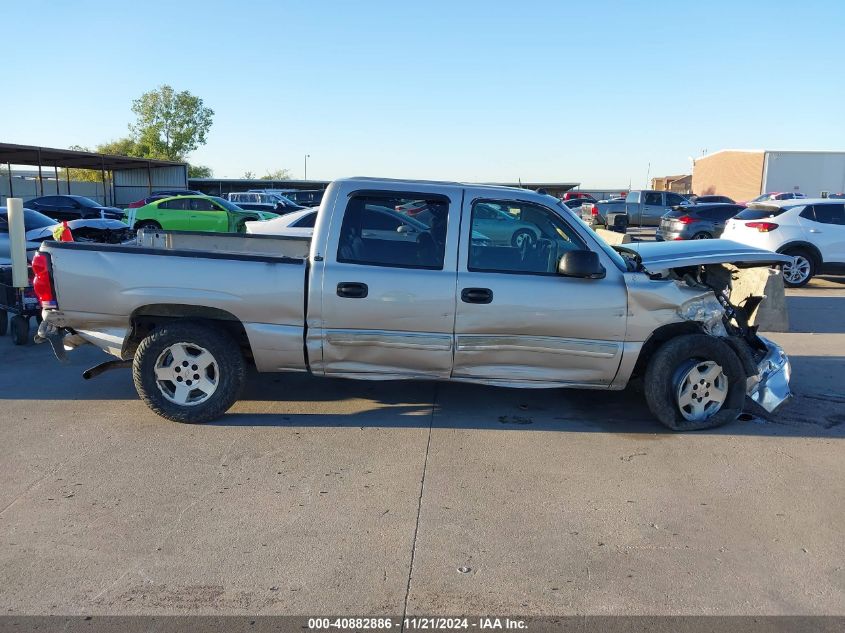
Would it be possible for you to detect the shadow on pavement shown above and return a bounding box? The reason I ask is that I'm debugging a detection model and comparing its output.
[1,330,843,438]
[786,295,845,333]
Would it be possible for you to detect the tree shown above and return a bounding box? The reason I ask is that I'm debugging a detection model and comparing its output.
[189,164,213,178]
[129,85,214,162]
[261,168,292,180]
[96,137,146,157]
[242,171,255,179]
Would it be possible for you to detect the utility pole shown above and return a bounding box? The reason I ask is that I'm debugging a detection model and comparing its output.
[304,154,310,181]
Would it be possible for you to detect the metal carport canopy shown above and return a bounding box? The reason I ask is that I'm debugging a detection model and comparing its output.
[0,142,184,171]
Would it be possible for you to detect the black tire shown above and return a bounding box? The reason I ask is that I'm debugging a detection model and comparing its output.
[132,322,245,423]
[780,247,815,288]
[135,220,161,231]
[11,315,29,346]
[511,229,536,248]
[0,309,7,337]
[644,334,746,431]
[692,232,712,240]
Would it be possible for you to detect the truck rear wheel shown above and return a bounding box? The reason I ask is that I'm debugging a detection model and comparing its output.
[644,334,746,431]
[11,315,29,345]
[132,322,245,423]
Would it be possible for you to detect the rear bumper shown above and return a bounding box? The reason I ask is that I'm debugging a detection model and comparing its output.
[747,337,791,413]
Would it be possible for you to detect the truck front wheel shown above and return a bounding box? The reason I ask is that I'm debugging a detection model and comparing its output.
[132,322,246,423]
[643,334,746,431]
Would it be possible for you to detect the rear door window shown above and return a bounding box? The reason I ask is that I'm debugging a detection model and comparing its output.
[806,203,845,225]
[337,193,450,269]
[190,198,217,211]
[666,193,685,206]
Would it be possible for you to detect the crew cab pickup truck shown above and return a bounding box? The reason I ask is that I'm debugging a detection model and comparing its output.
[33,177,792,431]
[582,190,690,228]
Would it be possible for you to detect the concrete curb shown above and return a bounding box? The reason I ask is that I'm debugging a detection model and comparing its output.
[594,228,632,245]
[729,266,789,333]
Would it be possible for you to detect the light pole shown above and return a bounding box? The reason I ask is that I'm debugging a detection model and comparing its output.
[304,154,310,181]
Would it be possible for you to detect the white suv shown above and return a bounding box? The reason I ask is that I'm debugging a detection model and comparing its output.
[721,199,845,287]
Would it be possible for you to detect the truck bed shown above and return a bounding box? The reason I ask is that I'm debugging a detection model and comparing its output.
[41,233,309,372]
[136,228,311,259]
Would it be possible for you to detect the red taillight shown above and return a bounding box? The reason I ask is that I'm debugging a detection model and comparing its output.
[128,200,143,208]
[745,221,779,232]
[31,252,57,308]
[590,205,598,216]
[676,215,697,224]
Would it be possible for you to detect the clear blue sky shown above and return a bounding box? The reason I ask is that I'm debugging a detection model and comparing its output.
[3,0,844,187]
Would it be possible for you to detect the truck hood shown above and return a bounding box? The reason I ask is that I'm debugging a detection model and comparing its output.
[620,239,792,270]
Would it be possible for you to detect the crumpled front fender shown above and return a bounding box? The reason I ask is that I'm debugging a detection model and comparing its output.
[747,336,791,413]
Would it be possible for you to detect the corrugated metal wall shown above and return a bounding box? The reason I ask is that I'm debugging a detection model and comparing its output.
[113,165,188,205]
[0,178,109,205]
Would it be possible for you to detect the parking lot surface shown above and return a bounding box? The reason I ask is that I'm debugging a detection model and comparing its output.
[1,279,843,616]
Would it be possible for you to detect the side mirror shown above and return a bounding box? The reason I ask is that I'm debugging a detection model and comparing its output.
[558,250,606,279]
[397,224,416,234]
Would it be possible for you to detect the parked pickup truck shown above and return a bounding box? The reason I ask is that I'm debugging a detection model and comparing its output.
[582,190,691,228]
[33,177,792,431]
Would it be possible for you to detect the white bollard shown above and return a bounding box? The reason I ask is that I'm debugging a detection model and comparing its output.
[7,198,28,288]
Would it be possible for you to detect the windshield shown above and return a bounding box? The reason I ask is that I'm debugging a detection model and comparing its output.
[0,208,58,231]
[556,200,628,271]
[74,196,102,208]
[273,195,298,206]
[210,196,244,212]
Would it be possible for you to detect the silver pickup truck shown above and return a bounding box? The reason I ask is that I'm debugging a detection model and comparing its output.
[33,177,792,431]
[582,190,690,228]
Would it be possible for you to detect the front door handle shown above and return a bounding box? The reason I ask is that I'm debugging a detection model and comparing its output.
[336,282,368,299]
[809,229,822,233]
[461,287,493,304]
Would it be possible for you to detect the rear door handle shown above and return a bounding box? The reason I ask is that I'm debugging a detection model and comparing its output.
[336,282,368,298]
[461,287,493,304]
[809,229,822,233]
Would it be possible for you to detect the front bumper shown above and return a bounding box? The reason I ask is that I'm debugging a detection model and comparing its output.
[747,336,791,413]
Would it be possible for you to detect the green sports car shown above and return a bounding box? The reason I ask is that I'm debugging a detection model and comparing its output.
[123,195,278,233]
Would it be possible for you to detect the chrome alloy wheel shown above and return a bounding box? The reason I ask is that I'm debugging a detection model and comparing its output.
[674,359,729,422]
[782,255,811,285]
[154,342,219,406]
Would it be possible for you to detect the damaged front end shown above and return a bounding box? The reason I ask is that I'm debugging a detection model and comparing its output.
[623,241,794,414]
[671,262,792,414]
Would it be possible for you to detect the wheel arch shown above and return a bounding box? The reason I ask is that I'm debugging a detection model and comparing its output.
[133,219,162,230]
[123,304,252,362]
[630,321,705,381]
[776,241,823,266]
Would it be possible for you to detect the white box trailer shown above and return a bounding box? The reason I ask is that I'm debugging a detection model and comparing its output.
[692,149,845,201]
[762,151,845,198]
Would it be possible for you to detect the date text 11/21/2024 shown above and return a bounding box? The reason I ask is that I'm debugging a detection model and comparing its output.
[307,617,527,630]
